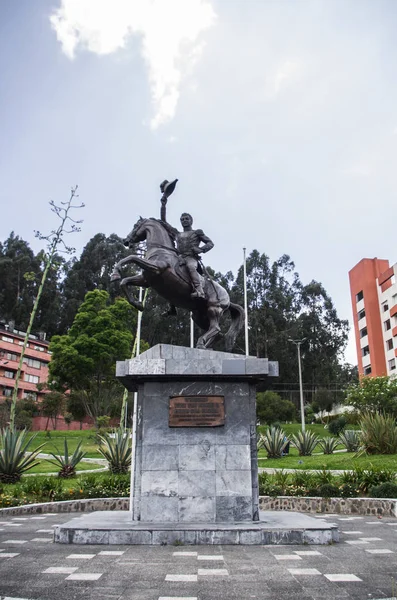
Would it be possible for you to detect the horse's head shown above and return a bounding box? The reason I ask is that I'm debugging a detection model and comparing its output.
[124,217,147,247]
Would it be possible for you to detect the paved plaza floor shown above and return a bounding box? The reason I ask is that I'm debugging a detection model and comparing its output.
[0,511,396,600]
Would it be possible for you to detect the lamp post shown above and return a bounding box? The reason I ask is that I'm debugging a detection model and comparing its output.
[288,338,306,432]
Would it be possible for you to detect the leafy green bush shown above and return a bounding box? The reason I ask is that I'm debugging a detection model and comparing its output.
[317,483,340,498]
[369,482,397,498]
[318,437,339,454]
[256,391,296,424]
[259,427,289,459]
[359,413,397,454]
[291,470,314,488]
[339,429,360,452]
[313,468,334,486]
[0,428,45,484]
[328,416,347,436]
[291,430,319,456]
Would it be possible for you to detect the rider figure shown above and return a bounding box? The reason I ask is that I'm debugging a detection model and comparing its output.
[177,213,214,298]
[160,180,214,299]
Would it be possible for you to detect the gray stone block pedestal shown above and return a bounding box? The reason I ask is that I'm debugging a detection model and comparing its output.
[117,344,277,524]
[54,344,339,544]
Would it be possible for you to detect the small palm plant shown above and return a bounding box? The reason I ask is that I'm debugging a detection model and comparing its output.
[0,428,45,484]
[259,427,289,459]
[339,429,360,452]
[291,430,319,456]
[97,428,132,474]
[47,439,86,478]
[318,436,339,455]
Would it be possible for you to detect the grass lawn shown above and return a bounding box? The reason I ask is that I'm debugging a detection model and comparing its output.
[258,450,397,471]
[28,460,104,474]
[26,429,102,458]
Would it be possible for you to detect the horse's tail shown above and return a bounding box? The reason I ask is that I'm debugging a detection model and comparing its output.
[224,302,245,352]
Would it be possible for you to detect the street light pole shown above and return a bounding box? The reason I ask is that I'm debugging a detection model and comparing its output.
[288,338,306,432]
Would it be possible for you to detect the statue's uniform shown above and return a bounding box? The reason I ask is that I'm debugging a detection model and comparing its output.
[176,229,205,292]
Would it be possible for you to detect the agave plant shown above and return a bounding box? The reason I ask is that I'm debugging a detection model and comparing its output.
[0,427,45,484]
[259,427,289,459]
[318,436,339,455]
[359,413,397,455]
[47,439,86,478]
[291,430,319,456]
[339,429,360,453]
[97,428,132,474]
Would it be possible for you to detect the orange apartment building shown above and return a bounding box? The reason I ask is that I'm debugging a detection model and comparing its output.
[349,258,397,378]
[0,323,50,402]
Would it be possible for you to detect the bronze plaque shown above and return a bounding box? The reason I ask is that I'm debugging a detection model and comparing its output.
[169,396,225,427]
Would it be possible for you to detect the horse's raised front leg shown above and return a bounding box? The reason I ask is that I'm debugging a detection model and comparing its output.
[120,274,148,311]
[111,254,163,282]
[196,306,223,349]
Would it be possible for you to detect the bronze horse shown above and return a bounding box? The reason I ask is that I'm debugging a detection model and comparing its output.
[111,217,244,351]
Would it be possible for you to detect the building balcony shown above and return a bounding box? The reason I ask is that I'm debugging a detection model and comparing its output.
[392,326,397,338]
[390,304,397,318]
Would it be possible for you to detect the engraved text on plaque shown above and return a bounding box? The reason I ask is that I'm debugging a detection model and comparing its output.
[169,396,225,427]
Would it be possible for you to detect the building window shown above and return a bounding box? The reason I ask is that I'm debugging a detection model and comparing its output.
[24,374,39,384]
[357,309,365,320]
[364,365,372,375]
[23,391,37,401]
[388,358,396,371]
[23,357,41,369]
[360,326,368,338]
[2,388,12,397]
[386,339,394,351]
[393,294,397,304]
[1,336,14,343]
[356,291,364,302]
[4,370,14,379]
[383,302,389,312]
[33,345,45,352]
[18,341,29,347]
[2,352,18,361]
[384,319,391,332]
[361,345,370,357]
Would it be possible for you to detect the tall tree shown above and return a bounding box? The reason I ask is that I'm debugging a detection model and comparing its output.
[49,290,136,420]
[0,232,40,329]
[60,233,132,331]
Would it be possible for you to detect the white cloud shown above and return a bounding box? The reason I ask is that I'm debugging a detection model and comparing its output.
[50,0,216,128]
[263,59,303,99]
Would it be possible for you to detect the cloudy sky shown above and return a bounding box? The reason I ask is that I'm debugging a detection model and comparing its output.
[1,0,397,364]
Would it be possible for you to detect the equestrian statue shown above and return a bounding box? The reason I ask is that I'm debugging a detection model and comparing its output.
[110,179,244,351]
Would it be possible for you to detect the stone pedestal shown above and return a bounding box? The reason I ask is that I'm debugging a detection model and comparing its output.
[116,344,278,524]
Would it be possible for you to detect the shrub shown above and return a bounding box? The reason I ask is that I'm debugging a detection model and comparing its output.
[291,470,314,488]
[328,416,347,436]
[97,429,132,474]
[369,482,397,498]
[96,416,111,429]
[313,468,334,486]
[317,483,340,498]
[359,413,397,454]
[339,429,360,452]
[0,428,45,484]
[47,439,87,478]
[339,483,359,498]
[259,427,289,459]
[318,437,339,455]
[273,469,290,492]
[291,430,319,456]
[256,391,296,424]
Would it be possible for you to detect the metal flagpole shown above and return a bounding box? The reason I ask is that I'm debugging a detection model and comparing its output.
[130,286,144,516]
[243,247,249,356]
